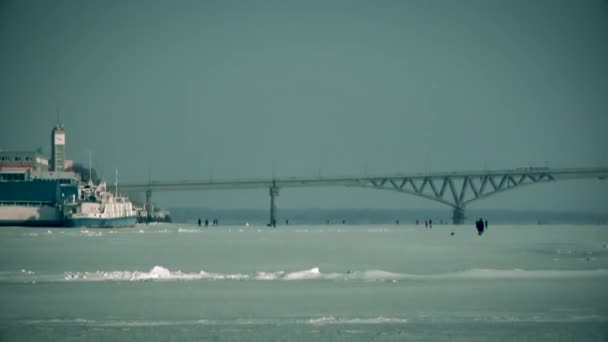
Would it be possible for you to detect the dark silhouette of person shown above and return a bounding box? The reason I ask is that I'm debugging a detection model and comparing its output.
[204,219,209,227]
[197,218,201,227]
[416,219,419,225]
[485,220,488,229]
[476,218,484,235]
[429,219,432,228]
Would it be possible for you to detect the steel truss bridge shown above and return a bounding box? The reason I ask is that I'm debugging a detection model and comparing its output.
[120,167,608,225]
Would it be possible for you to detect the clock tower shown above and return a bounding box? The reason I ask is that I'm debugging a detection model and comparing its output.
[51,123,66,172]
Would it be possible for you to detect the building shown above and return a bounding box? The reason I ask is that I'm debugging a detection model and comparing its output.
[0,151,49,181]
[50,123,66,172]
[0,123,79,182]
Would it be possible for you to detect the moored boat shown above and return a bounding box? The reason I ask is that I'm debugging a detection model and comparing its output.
[63,182,137,228]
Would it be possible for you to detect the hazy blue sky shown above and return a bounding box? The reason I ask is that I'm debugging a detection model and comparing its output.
[1,0,607,211]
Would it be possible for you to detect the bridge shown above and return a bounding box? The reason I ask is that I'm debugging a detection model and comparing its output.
[120,167,608,225]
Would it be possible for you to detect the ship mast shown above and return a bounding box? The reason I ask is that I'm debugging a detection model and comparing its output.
[114,168,118,197]
[88,150,93,184]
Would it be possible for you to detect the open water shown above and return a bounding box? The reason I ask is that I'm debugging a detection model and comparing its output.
[1,223,607,341]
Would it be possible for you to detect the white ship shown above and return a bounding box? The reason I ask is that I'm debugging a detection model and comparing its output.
[63,181,137,228]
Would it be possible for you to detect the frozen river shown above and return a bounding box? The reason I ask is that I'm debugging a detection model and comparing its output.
[1,223,607,341]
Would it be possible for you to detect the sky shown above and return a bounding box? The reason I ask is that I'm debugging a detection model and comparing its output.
[1,0,607,212]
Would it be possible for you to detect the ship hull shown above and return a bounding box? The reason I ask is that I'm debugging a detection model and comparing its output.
[63,215,138,228]
[0,205,62,227]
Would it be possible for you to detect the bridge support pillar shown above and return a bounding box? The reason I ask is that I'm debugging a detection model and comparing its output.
[453,207,465,225]
[145,189,152,224]
[269,185,279,227]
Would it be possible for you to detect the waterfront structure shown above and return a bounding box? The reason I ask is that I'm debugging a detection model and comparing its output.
[0,123,76,182]
[50,123,66,172]
[0,151,49,180]
[1,123,144,227]
[0,150,77,181]
[0,124,80,226]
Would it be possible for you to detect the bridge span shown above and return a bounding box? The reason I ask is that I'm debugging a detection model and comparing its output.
[120,167,608,225]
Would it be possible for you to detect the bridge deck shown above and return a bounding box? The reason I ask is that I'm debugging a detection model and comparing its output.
[122,166,608,225]
[120,167,608,192]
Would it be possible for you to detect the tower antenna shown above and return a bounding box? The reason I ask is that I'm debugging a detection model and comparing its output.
[55,106,62,125]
